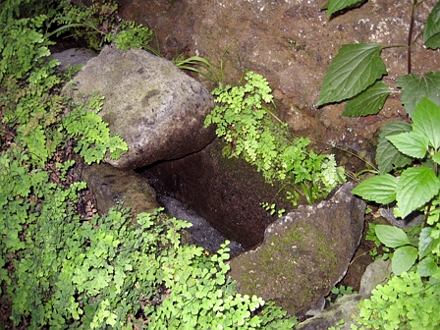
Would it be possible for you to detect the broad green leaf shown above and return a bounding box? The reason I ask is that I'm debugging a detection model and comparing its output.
[343,80,390,117]
[375,224,410,248]
[424,1,440,49]
[391,246,418,275]
[396,166,440,218]
[412,98,440,150]
[352,174,397,204]
[327,0,366,17]
[376,121,412,173]
[413,97,440,150]
[417,256,438,277]
[418,227,434,258]
[397,72,440,116]
[433,151,440,165]
[317,43,387,106]
[386,131,428,159]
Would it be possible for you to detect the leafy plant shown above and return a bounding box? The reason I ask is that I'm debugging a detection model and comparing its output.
[110,21,154,51]
[260,202,286,218]
[324,0,367,17]
[326,285,355,304]
[353,98,440,219]
[319,1,440,117]
[0,1,296,328]
[318,2,440,328]
[205,71,345,206]
[353,271,440,330]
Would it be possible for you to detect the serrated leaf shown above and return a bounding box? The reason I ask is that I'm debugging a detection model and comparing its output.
[317,43,387,106]
[412,98,440,150]
[386,131,428,159]
[392,246,418,275]
[396,166,440,218]
[424,1,440,49]
[433,151,440,165]
[343,80,389,116]
[418,227,433,258]
[417,256,438,277]
[397,72,440,116]
[376,121,412,173]
[375,224,410,248]
[352,174,397,204]
[327,0,366,16]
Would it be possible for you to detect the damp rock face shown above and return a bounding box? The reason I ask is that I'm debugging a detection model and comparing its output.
[65,46,214,169]
[229,183,365,316]
[144,140,290,248]
[119,0,440,151]
[81,163,159,215]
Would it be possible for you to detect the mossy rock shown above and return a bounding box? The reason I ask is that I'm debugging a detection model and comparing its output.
[229,183,365,316]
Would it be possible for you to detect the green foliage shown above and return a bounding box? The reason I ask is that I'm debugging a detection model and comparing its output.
[342,81,390,117]
[0,2,295,328]
[174,55,211,73]
[260,202,286,218]
[353,271,440,330]
[316,43,387,107]
[325,0,366,17]
[111,21,153,51]
[63,95,128,164]
[353,98,440,218]
[0,14,51,83]
[424,1,440,49]
[352,174,397,204]
[376,121,413,173]
[320,2,440,117]
[396,72,440,116]
[352,99,440,326]
[326,285,355,304]
[205,71,345,206]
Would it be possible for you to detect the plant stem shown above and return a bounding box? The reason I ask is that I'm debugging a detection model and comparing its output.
[407,0,418,74]
[333,144,379,172]
[381,44,408,50]
[46,23,103,38]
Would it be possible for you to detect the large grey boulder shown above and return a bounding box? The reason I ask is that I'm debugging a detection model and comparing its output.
[52,48,96,71]
[229,183,365,316]
[65,46,214,169]
[81,163,159,215]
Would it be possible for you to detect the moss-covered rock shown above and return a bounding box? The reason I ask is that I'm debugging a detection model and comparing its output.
[229,183,365,316]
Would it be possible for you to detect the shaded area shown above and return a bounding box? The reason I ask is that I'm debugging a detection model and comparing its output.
[143,140,290,248]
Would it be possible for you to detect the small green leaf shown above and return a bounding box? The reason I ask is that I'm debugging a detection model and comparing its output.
[391,246,418,275]
[433,151,440,165]
[376,121,412,173]
[418,227,434,258]
[417,256,438,277]
[343,81,389,117]
[397,73,440,116]
[386,131,429,159]
[317,43,387,106]
[375,225,410,248]
[424,1,440,49]
[352,174,397,204]
[412,98,440,150]
[327,0,366,16]
[396,166,440,218]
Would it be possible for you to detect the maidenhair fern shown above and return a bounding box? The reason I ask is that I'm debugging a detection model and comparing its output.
[205,71,345,205]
